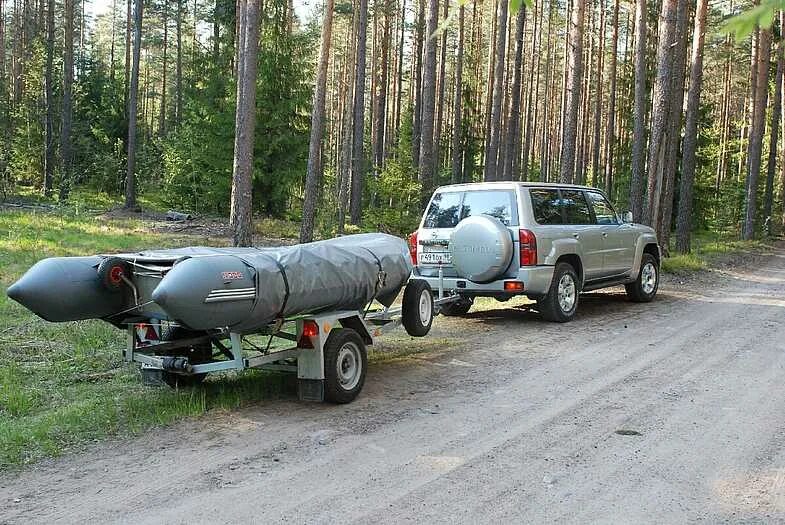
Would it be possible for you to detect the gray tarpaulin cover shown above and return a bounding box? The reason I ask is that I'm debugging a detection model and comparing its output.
[126,233,413,331]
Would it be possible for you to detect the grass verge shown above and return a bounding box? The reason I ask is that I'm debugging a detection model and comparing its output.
[0,206,441,470]
[661,231,774,274]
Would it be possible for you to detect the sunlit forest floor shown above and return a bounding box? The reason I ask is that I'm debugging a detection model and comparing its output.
[0,189,775,469]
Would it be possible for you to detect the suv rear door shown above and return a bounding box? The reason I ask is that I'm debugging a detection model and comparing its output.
[559,189,608,281]
[585,190,636,276]
[418,188,519,278]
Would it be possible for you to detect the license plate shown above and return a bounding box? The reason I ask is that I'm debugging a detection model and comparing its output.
[419,252,451,265]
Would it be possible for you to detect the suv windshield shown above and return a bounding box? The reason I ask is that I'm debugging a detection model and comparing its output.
[423,190,518,228]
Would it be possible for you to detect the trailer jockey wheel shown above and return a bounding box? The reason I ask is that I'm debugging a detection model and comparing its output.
[323,328,367,404]
[159,326,212,388]
[402,279,434,337]
[97,257,130,293]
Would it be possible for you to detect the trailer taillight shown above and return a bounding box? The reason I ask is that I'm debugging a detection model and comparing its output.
[519,229,537,266]
[298,320,319,349]
[408,231,418,265]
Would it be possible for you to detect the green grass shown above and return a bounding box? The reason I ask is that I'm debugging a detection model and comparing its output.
[661,230,774,274]
[0,206,443,469]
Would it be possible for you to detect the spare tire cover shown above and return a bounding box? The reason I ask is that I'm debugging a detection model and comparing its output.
[449,215,514,283]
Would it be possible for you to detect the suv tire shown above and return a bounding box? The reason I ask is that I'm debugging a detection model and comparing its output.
[441,296,473,317]
[625,253,659,302]
[538,263,579,323]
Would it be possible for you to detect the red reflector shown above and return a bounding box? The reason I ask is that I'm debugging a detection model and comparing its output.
[302,320,319,337]
[504,281,524,292]
[144,324,159,340]
[519,229,537,266]
[408,231,418,266]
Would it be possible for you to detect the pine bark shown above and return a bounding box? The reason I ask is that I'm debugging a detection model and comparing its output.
[558,0,584,184]
[417,0,438,195]
[373,0,390,178]
[590,1,605,187]
[502,4,525,181]
[742,28,771,240]
[124,0,143,209]
[229,0,261,246]
[349,0,368,225]
[483,0,507,181]
[763,14,783,231]
[434,0,448,168]
[411,0,424,167]
[642,0,678,231]
[160,1,168,135]
[657,0,688,247]
[629,0,646,221]
[56,0,73,198]
[125,0,131,111]
[300,0,335,243]
[450,4,464,184]
[674,0,708,253]
[43,0,54,196]
[603,0,619,196]
[175,0,183,126]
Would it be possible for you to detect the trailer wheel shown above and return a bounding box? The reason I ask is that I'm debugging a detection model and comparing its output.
[323,328,367,404]
[402,279,434,337]
[159,326,212,388]
[97,257,130,292]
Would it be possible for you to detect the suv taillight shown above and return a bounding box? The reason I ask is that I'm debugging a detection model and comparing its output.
[408,231,418,265]
[519,229,537,266]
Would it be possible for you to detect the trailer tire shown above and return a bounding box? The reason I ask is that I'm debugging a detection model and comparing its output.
[159,326,212,388]
[323,328,367,404]
[402,279,434,337]
[441,296,473,316]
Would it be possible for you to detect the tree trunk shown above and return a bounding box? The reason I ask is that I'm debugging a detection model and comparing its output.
[642,0,678,231]
[657,0,689,248]
[300,0,335,243]
[58,0,74,200]
[338,8,357,233]
[417,0,438,196]
[411,0,424,168]
[482,0,507,182]
[558,0,584,184]
[349,0,368,225]
[229,0,261,246]
[450,4,464,184]
[742,28,771,240]
[213,0,220,62]
[160,0,168,135]
[675,0,708,253]
[603,0,619,196]
[125,0,143,210]
[175,0,183,126]
[124,0,131,111]
[501,4,525,181]
[629,0,646,221]
[43,0,54,196]
[763,14,784,232]
[521,0,541,182]
[373,0,390,178]
[434,0,448,169]
[590,1,605,187]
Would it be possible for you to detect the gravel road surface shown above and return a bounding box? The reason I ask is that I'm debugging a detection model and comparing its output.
[2,245,785,524]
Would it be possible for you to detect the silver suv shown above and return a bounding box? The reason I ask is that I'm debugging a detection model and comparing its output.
[409,182,660,322]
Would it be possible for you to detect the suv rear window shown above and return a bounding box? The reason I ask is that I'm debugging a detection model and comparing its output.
[423,190,518,228]
[561,190,592,224]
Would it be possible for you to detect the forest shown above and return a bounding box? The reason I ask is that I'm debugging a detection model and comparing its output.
[0,0,781,253]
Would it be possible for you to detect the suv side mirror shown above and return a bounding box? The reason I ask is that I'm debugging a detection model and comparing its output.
[621,211,633,223]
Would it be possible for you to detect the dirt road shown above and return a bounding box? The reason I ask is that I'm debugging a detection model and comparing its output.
[2,246,785,524]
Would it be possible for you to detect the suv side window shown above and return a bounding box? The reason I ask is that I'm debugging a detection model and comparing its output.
[529,189,563,225]
[459,190,518,226]
[561,190,592,224]
[586,191,619,225]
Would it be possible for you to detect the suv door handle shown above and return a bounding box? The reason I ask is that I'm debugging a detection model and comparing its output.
[573,233,580,239]
[602,232,608,237]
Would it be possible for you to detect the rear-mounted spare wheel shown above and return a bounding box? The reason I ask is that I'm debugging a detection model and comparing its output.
[449,215,513,283]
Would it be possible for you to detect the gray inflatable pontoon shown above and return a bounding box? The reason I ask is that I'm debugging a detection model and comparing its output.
[7,233,413,333]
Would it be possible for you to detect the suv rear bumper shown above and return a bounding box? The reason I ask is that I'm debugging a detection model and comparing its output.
[412,265,555,297]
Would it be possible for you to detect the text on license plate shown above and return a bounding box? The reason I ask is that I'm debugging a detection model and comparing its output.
[419,252,451,265]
